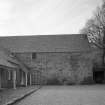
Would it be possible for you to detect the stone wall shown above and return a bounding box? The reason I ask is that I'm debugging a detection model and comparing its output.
[15,50,103,85]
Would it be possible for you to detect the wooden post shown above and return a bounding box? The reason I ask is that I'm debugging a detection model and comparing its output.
[21,71,24,85]
[30,74,32,85]
[25,72,28,86]
[13,70,16,89]
[0,70,1,88]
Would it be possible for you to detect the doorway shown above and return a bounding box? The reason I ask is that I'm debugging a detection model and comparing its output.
[93,70,104,83]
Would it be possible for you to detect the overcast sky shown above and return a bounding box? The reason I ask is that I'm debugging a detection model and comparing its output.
[0,0,102,36]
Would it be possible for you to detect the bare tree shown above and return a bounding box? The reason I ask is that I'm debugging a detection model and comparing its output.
[80,0,105,49]
[80,0,105,65]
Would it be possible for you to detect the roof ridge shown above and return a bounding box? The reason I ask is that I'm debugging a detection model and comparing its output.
[0,34,86,38]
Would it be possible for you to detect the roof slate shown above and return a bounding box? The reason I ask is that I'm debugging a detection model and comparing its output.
[0,46,29,72]
[0,48,18,68]
[0,34,90,52]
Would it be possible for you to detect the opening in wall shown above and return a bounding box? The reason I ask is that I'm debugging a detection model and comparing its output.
[32,53,36,59]
[93,67,105,84]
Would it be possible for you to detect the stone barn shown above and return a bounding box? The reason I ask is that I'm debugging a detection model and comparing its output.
[0,34,101,85]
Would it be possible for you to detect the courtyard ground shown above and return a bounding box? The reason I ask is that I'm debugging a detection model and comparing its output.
[14,85,105,105]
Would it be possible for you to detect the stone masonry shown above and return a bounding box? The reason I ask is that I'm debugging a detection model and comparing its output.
[14,50,102,85]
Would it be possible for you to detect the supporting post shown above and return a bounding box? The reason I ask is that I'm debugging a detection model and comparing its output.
[13,70,16,89]
[25,72,28,87]
[0,70,1,88]
[30,74,32,85]
[21,71,24,85]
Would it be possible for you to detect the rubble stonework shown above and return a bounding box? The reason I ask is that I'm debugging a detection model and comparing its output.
[0,35,103,85]
[15,50,102,85]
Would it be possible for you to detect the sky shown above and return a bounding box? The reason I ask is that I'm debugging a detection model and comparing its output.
[0,0,102,36]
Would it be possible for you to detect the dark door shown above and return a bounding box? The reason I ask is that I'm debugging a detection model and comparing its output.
[93,71,104,83]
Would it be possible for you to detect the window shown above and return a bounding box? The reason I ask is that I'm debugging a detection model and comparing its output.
[32,53,36,59]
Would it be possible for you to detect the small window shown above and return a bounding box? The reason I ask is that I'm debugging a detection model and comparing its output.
[32,53,36,59]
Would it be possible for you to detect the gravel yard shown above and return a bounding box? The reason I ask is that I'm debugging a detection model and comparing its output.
[14,85,105,105]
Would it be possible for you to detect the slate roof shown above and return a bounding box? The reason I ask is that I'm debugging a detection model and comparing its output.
[0,48,18,68]
[0,59,17,68]
[0,46,29,72]
[0,34,90,53]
